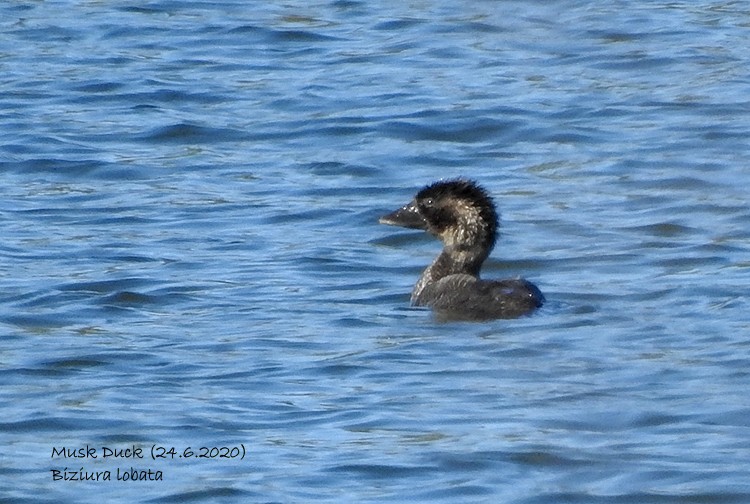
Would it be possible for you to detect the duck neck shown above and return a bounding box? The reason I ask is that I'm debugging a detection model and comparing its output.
[411,246,488,305]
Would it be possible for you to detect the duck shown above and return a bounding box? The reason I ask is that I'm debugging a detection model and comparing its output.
[379,178,544,321]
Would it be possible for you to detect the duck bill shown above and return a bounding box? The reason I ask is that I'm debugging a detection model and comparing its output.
[378,201,427,230]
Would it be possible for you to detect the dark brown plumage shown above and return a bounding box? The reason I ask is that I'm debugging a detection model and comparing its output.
[379,178,543,321]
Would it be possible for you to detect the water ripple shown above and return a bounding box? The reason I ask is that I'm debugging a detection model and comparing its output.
[2,1,750,502]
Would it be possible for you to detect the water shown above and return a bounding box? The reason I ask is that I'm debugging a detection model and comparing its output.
[2,1,750,502]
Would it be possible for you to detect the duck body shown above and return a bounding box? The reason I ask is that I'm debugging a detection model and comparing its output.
[379,178,544,321]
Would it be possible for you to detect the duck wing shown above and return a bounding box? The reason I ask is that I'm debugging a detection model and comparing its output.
[421,275,544,321]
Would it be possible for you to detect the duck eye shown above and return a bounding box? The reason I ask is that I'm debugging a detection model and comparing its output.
[423,198,435,207]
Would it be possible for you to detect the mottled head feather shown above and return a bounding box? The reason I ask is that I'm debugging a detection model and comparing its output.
[414,178,498,249]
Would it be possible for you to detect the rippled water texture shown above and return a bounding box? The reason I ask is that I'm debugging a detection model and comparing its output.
[2,1,750,502]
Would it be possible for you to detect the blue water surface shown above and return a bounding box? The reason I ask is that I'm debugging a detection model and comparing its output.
[2,1,750,503]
